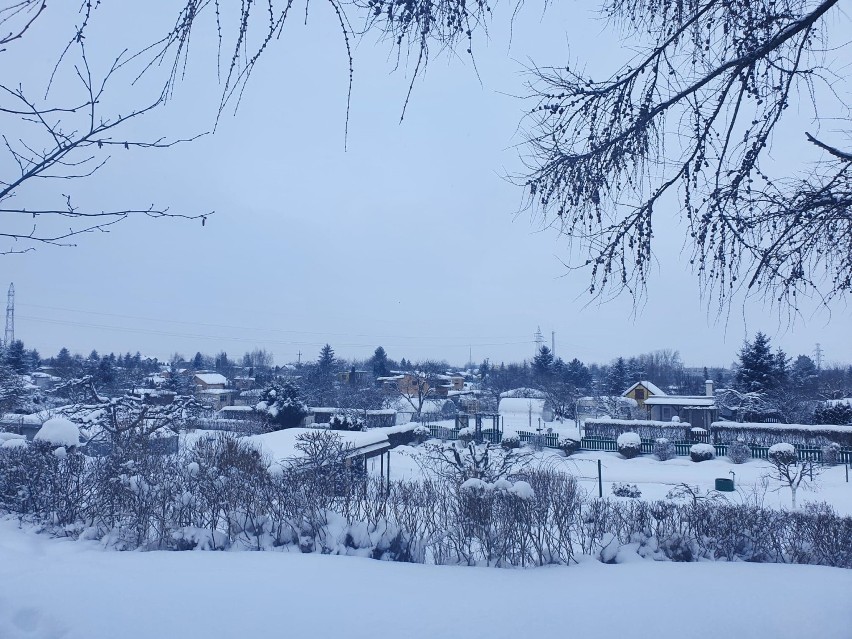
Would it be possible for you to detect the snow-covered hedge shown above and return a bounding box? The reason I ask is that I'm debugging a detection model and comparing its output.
[617,432,642,459]
[689,443,714,462]
[500,429,521,450]
[710,421,852,448]
[585,418,691,442]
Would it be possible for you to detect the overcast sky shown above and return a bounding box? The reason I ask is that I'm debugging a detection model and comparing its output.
[3,2,851,369]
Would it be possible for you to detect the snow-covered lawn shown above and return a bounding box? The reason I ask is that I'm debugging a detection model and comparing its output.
[1,517,850,639]
[384,442,852,514]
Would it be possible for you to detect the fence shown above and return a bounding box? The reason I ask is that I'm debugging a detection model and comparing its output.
[425,426,852,463]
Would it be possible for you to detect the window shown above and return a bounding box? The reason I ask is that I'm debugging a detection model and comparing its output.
[635,389,645,400]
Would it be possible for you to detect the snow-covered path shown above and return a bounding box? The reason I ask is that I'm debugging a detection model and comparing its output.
[1,518,850,639]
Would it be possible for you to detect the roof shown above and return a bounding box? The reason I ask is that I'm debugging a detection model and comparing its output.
[246,427,393,461]
[644,396,715,407]
[194,373,228,386]
[499,388,547,399]
[197,388,234,396]
[623,380,666,397]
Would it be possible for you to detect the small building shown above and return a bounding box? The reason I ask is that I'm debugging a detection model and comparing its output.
[196,388,237,411]
[622,380,666,409]
[215,405,261,422]
[643,381,718,429]
[194,373,228,391]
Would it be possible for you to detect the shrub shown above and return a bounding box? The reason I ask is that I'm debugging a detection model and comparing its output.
[611,482,641,498]
[821,442,841,466]
[767,443,797,466]
[728,439,751,464]
[458,426,475,444]
[689,443,714,462]
[329,414,364,432]
[413,425,431,444]
[653,437,676,461]
[616,432,642,459]
[558,437,580,456]
[500,431,521,450]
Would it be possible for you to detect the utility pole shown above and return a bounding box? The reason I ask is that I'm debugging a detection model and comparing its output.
[4,283,14,347]
[551,331,555,357]
[813,343,823,370]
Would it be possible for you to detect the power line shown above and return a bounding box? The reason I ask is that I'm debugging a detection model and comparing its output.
[18,302,527,345]
[18,314,534,351]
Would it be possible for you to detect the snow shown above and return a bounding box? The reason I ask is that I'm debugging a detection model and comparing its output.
[33,417,80,447]
[1,517,850,639]
[245,427,394,461]
[499,397,547,414]
[616,432,641,446]
[1,438,27,449]
[623,380,667,397]
[712,420,852,433]
[194,373,228,386]
[509,480,535,500]
[690,443,715,455]
[768,443,796,455]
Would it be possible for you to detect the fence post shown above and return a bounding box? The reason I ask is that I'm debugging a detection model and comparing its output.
[846,463,849,483]
[598,459,603,499]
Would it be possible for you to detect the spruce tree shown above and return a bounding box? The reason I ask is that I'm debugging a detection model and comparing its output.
[370,346,390,378]
[736,332,785,394]
[532,346,554,377]
[606,357,629,395]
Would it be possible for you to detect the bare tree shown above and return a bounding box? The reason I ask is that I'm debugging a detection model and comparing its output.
[2,2,208,252]
[766,444,822,509]
[521,0,851,310]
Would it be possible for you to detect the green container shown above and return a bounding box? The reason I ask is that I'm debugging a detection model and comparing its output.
[715,478,735,492]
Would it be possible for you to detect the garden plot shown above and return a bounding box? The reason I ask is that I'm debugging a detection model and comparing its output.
[381,442,852,515]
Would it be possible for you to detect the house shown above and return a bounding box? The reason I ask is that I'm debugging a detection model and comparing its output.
[643,380,718,429]
[194,372,228,390]
[29,371,61,390]
[498,397,554,431]
[196,388,237,411]
[622,380,666,409]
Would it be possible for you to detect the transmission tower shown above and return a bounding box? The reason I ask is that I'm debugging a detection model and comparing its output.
[813,343,824,370]
[534,326,544,356]
[4,283,14,347]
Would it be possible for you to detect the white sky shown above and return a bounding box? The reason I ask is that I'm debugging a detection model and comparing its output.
[3,2,851,367]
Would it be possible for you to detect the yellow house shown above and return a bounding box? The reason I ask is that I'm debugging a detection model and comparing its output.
[622,380,666,409]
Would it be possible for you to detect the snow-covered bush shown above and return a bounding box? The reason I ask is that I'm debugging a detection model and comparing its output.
[34,417,80,448]
[821,443,841,466]
[727,439,751,464]
[768,443,797,466]
[558,437,579,456]
[689,443,715,462]
[611,482,641,498]
[653,437,676,461]
[458,426,475,444]
[616,432,642,459]
[413,425,431,444]
[500,430,521,450]
[329,414,364,432]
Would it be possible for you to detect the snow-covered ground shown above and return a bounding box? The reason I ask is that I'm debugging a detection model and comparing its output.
[383,439,852,514]
[1,517,850,639]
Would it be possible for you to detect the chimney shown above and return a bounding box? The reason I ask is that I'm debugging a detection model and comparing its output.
[705,380,714,397]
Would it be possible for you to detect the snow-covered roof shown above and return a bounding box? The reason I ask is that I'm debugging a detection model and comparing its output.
[197,389,234,396]
[499,388,547,399]
[644,396,715,407]
[246,428,393,461]
[0,413,44,426]
[194,373,228,386]
[217,405,254,414]
[623,380,666,397]
[389,398,454,414]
